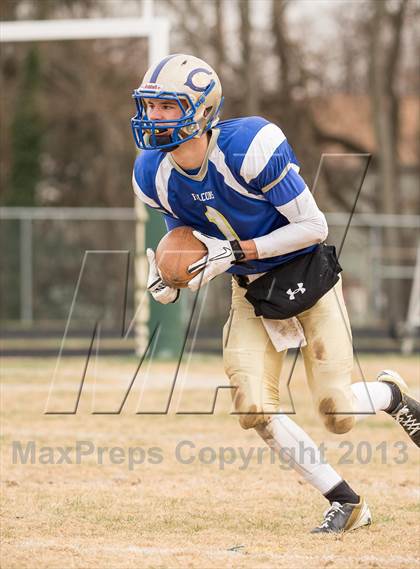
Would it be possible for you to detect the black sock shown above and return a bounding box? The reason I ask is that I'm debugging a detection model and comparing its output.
[324,480,360,505]
[383,381,403,414]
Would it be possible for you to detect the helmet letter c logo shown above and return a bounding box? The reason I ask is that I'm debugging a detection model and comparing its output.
[184,67,212,92]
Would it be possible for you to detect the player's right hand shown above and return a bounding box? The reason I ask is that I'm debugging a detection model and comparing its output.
[146,248,180,304]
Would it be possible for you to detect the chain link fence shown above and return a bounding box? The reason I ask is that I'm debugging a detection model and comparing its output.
[1,207,418,354]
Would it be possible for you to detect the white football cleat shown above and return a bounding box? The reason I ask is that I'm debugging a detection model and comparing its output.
[311,497,372,534]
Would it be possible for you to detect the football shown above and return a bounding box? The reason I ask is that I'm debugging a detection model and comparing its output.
[155,226,207,288]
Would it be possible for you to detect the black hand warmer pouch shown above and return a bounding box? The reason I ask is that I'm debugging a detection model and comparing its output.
[244,244,342,319]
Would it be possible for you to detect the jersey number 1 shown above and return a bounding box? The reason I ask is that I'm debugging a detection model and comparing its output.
[204,206,240,241]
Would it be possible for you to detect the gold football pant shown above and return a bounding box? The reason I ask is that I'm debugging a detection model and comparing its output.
[222,277,355,434]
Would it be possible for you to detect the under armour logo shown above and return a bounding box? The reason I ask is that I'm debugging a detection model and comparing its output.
[286,283,306,300]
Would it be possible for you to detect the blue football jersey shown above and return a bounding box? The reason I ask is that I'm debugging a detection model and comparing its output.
[132,116,316,275]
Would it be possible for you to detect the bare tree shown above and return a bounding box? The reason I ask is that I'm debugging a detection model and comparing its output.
[369,0,408,327]
[271,0,292,103]
[370,0,407,215]
[239,0,258,116]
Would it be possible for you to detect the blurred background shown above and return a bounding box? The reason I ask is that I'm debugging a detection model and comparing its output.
[0,0,419,357]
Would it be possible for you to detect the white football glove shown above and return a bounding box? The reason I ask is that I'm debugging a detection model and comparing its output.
[187,231,236,292]
[146,248,180,304]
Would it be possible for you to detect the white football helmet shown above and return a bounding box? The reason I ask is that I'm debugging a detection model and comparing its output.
[131,54,223,151]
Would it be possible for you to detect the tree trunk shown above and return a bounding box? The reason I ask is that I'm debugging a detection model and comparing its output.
[239,0,258,116]
[271,0,292,103]
[369,0,407,329]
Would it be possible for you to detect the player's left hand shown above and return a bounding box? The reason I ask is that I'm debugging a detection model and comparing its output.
[146,248,180,304]
[187,231,236,291]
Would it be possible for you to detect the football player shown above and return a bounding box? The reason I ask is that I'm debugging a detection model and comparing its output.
[130,54,420,533]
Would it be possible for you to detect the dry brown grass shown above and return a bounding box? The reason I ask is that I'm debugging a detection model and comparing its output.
[1,355,419,569]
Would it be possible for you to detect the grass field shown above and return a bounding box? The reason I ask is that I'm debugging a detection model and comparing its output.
[1,354,419,568]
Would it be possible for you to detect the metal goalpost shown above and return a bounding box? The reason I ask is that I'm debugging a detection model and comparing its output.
[0,3,170,354]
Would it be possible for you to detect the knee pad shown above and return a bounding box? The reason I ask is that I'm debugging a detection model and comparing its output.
[318,389,355,434]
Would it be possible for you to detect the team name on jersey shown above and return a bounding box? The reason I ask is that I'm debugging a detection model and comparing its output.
[191,191,214,202]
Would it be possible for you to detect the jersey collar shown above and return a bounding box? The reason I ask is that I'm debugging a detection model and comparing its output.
[168,128,220,181]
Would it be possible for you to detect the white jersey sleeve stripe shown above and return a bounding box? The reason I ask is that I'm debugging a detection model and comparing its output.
[261,163,300,194]
[239,123,286,183]
[210,145,266,201]
[132,170,162,210]
[155,156,179,218]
